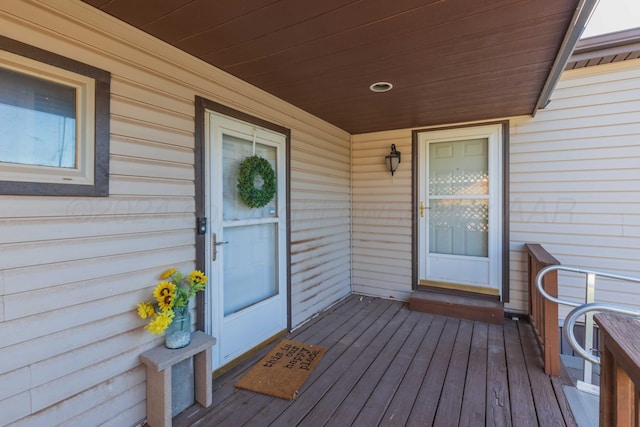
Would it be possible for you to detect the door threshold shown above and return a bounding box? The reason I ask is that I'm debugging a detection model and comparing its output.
[213,329,288,378]
[419,280,499,299]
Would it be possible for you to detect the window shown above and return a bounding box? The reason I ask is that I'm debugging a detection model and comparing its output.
[0,36,110,196]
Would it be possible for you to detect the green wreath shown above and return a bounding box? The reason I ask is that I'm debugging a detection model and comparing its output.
[236,155,276,208]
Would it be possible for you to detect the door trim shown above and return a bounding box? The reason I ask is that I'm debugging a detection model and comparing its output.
[194,96,292,331]
[411,120,510,302]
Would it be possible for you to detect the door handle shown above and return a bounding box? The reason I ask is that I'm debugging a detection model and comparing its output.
[212,233,229,261]
[420,201,431,218]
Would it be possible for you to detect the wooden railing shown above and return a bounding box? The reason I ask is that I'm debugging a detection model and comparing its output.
[595,312,640,427]
[525,243,561,376]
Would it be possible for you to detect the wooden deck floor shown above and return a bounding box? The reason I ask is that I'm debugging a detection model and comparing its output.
[174,295,577,427]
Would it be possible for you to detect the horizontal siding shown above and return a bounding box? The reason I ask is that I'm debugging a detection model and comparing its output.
[351,130,413,301]
[289,125,351,325]
[0,2,350,426]
[508,58,640,314]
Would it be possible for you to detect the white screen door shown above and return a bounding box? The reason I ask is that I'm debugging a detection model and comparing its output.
[418,124,503,293]
[207,112,287,369]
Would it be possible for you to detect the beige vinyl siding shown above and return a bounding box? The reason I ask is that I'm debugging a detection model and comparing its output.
[0,1,350,426]
[352,130,414,300]
[509,58,640,316]
[290,128,352,323]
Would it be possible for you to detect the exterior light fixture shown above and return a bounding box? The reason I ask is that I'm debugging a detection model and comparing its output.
[385,144,401,176]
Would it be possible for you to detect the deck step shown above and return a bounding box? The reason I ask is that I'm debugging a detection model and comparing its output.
[408,288,504,324]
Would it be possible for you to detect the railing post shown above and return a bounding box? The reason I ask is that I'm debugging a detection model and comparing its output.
[525,243,561,376]
[582,273,596,386]
[595,313,640,427]
[543,267,560,376]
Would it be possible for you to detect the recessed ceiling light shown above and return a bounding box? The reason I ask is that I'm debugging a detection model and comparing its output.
[369,82,393,93]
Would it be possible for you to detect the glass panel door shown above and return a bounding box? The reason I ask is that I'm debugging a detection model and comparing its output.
[418,124,503,292]
[222,135,278,316]
[428,139,489,258]
[208,112,287,370]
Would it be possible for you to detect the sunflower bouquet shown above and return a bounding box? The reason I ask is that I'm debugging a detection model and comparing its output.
[136,267,208,335]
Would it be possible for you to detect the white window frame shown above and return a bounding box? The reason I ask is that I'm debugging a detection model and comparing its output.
[0,50,96,186]
[0,35,110,197]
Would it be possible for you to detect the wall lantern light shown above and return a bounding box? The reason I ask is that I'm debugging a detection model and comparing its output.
[385,144,401,176]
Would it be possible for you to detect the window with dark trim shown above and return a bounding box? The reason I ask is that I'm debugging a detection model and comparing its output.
[0,36,110,196]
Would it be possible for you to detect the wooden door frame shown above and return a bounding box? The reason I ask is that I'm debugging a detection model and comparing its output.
[411,120,510,302]
[194,96,292,331]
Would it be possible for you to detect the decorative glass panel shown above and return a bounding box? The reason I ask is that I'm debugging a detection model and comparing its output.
[429,138,488,196]
[222,134,277,221]
[223,223,278,315]
[429,199,488,257]
[428,137,489,257]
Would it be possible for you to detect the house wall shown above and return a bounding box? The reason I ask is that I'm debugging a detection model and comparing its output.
[352,58,640,317]
[510,58,640,317]
[352,130,413,301]
[0,2,350,426]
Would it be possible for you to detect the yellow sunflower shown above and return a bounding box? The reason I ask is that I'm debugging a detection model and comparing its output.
[188,270,208,285]
[153,281,176,311]
[145,310,175,335]
[159,267,177,280]
[136,302,155,319]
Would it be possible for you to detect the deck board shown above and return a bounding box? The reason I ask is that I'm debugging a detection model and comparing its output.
[433,319,473,427]
[505,319,538,426]
[486,322,511,426]
[406,317,460,426]
[379,315,447,426]
[173,295,577,427]
[351,312,436,426]
[519,321,568,427]
[318,309,419,425]
[271,300,404,426]
[459,321,488,427]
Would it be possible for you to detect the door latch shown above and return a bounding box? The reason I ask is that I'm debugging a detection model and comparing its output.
[212,233,229,261]
[197,217,207,234]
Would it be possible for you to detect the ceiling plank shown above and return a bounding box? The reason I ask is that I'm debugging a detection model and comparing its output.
[140,0,281,42]
[92,0,193,27]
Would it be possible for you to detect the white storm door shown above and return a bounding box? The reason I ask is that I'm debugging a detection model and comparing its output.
[418,124,502,293]
[207,112,287,370]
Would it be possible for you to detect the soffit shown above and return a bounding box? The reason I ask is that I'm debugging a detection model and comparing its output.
[566,27,640,70]
[81,0,580,134]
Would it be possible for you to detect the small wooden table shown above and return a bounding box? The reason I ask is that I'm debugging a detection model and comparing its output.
[139,331,216,427]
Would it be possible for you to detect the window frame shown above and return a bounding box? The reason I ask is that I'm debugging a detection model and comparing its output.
[0,35,110,197]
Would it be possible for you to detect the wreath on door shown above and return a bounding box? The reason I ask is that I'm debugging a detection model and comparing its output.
[236,155,276,208]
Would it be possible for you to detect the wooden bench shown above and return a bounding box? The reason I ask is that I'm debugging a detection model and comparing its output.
[139,331,217,427]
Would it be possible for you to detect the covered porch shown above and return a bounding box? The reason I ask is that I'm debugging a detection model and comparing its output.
[174,295,576,426]
[4,1,640,426]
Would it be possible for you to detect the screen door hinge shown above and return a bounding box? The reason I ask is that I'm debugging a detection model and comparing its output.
[197,217,207,235]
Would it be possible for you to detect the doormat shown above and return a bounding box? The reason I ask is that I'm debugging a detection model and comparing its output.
[234,339,327,400]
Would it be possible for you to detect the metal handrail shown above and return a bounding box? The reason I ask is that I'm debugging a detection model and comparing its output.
[535,265,640,309]
[536,265,640,389]
[564,303,640,365]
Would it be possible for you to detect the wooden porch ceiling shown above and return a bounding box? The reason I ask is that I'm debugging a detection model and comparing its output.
[173,295,577,426]
[81,0,581,134]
